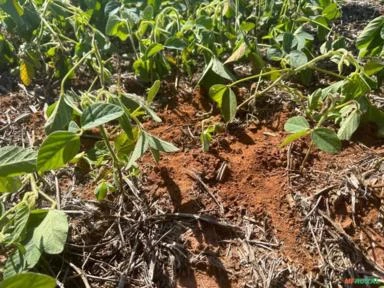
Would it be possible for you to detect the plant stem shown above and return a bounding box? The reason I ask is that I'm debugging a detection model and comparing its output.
[235,51,337,110]
[60,49,94,96]
[39,190,57,209]
[228,68,290,87]
[300,140,313,172]
[31,174,57,208]
[237,74,285,110]
[295,51,335,72]
[93,38,105,89]
[313,66,346,79]
[99,125,123,193]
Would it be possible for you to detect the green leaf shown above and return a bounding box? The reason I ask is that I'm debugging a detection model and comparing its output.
[8,245,42,277]
[0,176,21,193]
[32,210,68,254]
[164,37,186,50]
[364,60,384,76]
[267,47,283,61]
[121,93,162,122]
[81,103,124,130]
[45,97,73,134]
[0,146,37,177]
[209,84,227,107]
[63,92,82,116]
[114,129,139,161]
[37,131,80,172]
[3,249,25,278]
[308,89,322,110]
[0,272,56,288]
[211,57,235,81]
[127,132,149,168]
[322,3,340,20]
[143,5,153,19]
[23,237,41,269]
[342,72,371,100]
[105,14,129,41]
[288,50,307,68]
[221,87,237,122]
[357,16,384,57]
[240,21,255,32]
[145,43,164,58]
[118,113,134,138]
[150,147,160,162]
[95,181,109,201]
[337,106,361,140]
[198,57,235,88]
[294,27,314,50]
[146,133,179,152]
[109,98,134,137]
[209,85,237,122]
[282,32,297,53]
[147,80,160,104]
[200,130,213,152]
[311,127,341,153]
[280,129,310,147]
[68,121,80,133]
[9,203,30,244]
[284,116,310,133]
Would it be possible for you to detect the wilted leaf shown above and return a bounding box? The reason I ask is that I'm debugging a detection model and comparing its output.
[20,60,33,86]
[225,42,247,64]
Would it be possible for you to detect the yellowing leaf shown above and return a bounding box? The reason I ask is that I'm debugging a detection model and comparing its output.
[20,60,34,86]
[225,42,247,64]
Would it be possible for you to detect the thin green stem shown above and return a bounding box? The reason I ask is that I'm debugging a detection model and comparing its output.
[300,140,313,172]
[313,66,346,80]
[93,38,105,89]
[295,51,335,72]
[39,190,57,208]
[196,43,215,56]
[228,68,290,87]
[99,126,119,165]
[60,49,94,96]
[235,51,338,110]
[237,75,285,110]
[99,126,123,193]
